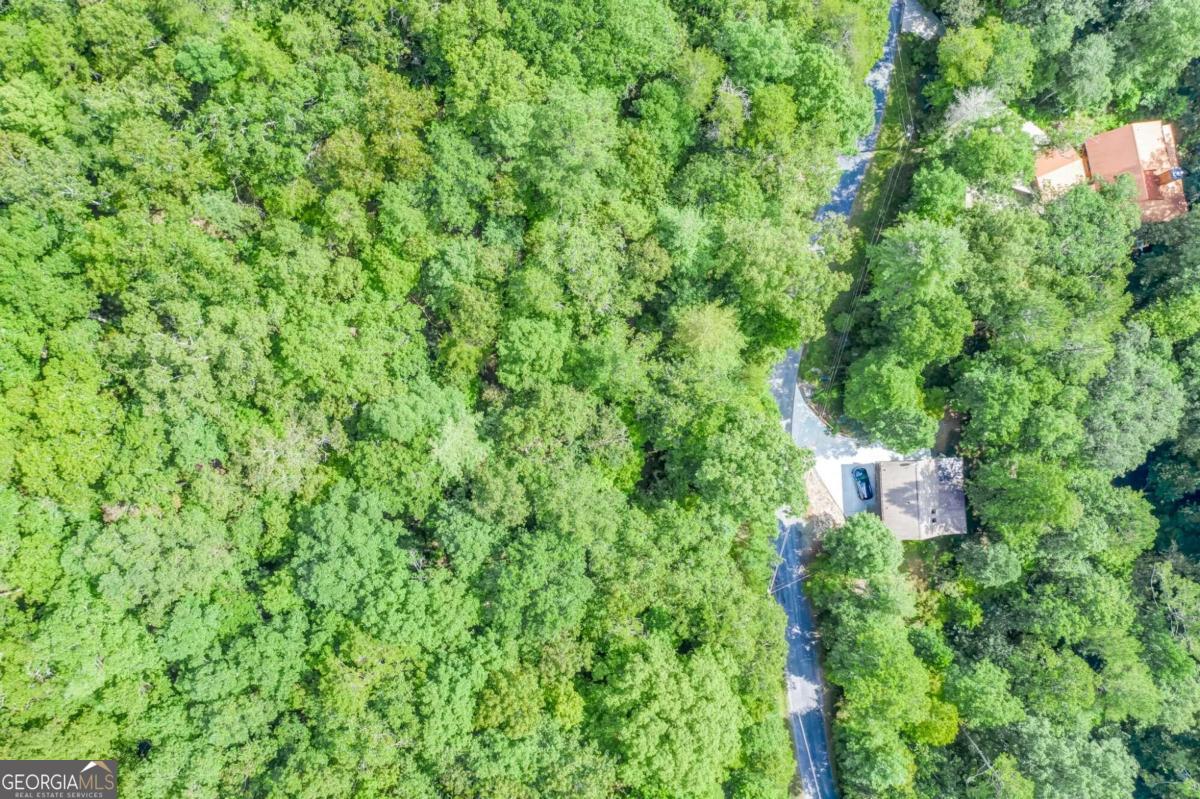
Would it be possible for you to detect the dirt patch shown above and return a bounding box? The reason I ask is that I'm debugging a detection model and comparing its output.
[804,469,846,528]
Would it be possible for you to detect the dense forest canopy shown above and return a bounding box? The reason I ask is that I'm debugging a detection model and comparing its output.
[823,1,1200,798]
[6,0,1200,797]
[0,0,894,796]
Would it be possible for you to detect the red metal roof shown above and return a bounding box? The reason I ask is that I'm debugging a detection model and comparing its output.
[1083,121,1187,223]
[1034,121,1188,223]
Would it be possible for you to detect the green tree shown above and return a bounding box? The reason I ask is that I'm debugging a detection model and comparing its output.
[937,25,995,92]
[844,353,941,452]
[669,302,745,376]
[1059,34,1114,113]
[944,660,1026,728]
[587,636,746,798]
[907,163,969,224]
[969,456,1083,549]
[497,317,571,392]
[1083,322,1184,476]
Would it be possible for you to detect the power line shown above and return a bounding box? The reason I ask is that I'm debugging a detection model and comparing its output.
[825,33,912,389]
[821,19,917,416]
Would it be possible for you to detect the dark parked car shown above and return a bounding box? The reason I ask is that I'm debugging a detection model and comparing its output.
[852,467,874,501]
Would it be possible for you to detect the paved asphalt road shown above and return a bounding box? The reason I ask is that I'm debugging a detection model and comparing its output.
[769,354,909,799]
[770,355,839,799]
[772,510,836,799]
[817,0,903,221]
[766,3,905,797]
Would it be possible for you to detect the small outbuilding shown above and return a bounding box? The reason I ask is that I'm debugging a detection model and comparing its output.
[1034,120,1188,223]
[878,458,967,541]
[1034,146,1089,196]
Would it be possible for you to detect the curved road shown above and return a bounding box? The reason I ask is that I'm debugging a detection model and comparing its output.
[770,354,840,799]
[769,3,905,797]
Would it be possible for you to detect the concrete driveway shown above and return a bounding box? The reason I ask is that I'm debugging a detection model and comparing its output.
[771,352,917,521]
[768,348,917,799]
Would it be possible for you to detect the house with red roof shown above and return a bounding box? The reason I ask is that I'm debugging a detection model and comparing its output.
[1034,121,1188,223]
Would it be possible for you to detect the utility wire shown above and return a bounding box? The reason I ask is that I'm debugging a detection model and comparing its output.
[822,21,917,416]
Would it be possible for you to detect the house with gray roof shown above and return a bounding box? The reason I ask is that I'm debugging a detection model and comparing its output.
[877,458,968,540]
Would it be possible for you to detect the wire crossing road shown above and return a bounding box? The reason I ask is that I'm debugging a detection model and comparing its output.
[772,510,836,799]
[770,350,839,799]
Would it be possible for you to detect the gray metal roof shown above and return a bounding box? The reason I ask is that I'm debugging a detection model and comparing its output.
[878,458,967,540]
